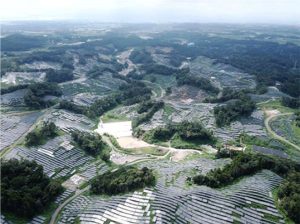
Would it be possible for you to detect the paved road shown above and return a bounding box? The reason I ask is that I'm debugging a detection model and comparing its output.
[264,112,300,151]
[49,186,90,224]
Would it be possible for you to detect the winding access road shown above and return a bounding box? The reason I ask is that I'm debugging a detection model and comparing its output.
[264,112,300,151]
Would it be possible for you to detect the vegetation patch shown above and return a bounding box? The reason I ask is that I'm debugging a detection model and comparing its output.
[176,70,219,94]
[0,84,29,95]
[277,171,300,224]
[45,68,74,83]
[214,94,255,127]
[71,130,110,161]
[24,82,62,109]
[91,166,155,195]
[1,159,63,219]
[25,121,59,147]
[143,121,216,148]
[193,153,298,188]
[102,111,128,123]
[132,100,164,129]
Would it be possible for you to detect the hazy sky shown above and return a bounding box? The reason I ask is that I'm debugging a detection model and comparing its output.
[0,0,299,24]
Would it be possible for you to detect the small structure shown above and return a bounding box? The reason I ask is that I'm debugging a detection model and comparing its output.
[60,141,74,151]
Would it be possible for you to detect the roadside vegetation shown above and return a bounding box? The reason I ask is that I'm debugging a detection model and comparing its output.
[295,112,300,127]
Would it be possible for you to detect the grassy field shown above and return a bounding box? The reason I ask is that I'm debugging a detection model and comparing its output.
[123,146,168,156]
[170,133,214,150]
[163,104,175,117]
[258,99,297,113]
[101,111,129,123]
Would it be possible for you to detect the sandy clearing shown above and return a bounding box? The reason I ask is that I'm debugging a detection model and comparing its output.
[96,121,132,137]
[110,150,149,165]
[170,150,198,162]
[1,72,46,85]
[95,120,151,148]
[117,136,151,148]
[265,109,280,117]
[181,98,194,104]
[62,174,86,191]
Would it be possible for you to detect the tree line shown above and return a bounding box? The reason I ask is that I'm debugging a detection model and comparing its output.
[204,87,251,103]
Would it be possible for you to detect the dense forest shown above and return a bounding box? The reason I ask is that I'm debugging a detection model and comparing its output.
[91,166,155,195]
[277,171,300,223]
[24,82,62,109]
[143,121,215,143]
[0,84,29,95]
[214,94,256,127]
[205,88,251,103]
[141,63,179,76]
[25,122,59,146]
[1,34,47,51]
[1,159,63,218]
[176,71,219,94]
[281,96,300,109]
[45,68,74,83]
[129,49,154,64]
[192,153,299,188]
[71,130,109,161]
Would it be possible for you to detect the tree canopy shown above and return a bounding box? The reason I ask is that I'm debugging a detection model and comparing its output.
[71,130,109,160]
[214,95,255,127]
[25,121,59,147]
[91,166,155,195]
[1,159,63,218]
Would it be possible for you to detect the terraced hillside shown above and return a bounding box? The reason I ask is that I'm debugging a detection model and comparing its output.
[1,22,300,224]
